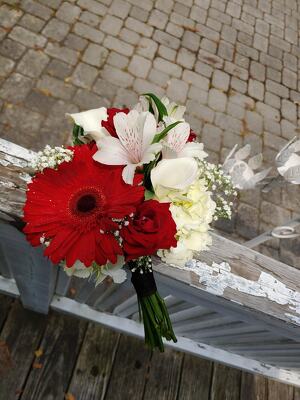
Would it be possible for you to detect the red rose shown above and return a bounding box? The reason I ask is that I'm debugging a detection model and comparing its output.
[188,129,197,142]
[102,108,129,137]
[121,200,177,261]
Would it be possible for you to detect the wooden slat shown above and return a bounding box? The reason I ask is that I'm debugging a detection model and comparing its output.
[267,379,294,399]
[143,348,183,400]
[0,231,13,278]
[104,334,151,400]
[0,224,57,313]
[67,324,119,400]
[240,372,267,400]
[20,312,86,400]
[0,294,12,331]
[210,363,241,400]
[0,302,47,400]
[177,355,213,400]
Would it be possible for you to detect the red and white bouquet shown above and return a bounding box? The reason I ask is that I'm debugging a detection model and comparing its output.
[23,94,235,351]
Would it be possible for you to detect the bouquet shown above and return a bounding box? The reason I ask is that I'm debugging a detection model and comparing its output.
[23,94,236,351]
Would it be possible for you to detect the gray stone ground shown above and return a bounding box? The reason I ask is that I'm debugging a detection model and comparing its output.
[0,0,299,266]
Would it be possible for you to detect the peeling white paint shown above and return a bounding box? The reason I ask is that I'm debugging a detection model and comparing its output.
[285,313,300,325]
[0,138,36,162]
[183,259,300,320]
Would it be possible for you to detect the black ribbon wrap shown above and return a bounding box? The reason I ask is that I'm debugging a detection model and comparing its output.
[131,269,157,298]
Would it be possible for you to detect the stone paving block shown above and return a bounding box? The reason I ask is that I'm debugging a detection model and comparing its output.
[249,61,265,82]
[73,22,105,44]
[100,15,123,36]
[245,110,263,134]
[127,0,153,12]
[265,91,280,110]
[166,78,189,103]
[281,99,297,123]
[71,62,98,89]
[190,5,207,23]
[201,38,217,54]
[79,11,101,27]
[226,101,245,120]
[136,37,158,60]
[153,30,181,50]
[149,68,170,88]
[261,201,291,226]
[37,75,76,100]
[226,1,241,18]
[208,88,227,112]
[128,55,151,78]
[194,61,213,78]
[56,2,81,23]
[174,2,190,17]
[253,33,268,52]
[256,101,280,121]
[0,73,32,103]
[166,22,184,39]
[119,28,140,45]
[24,89,57,114]
[109,0,131,19]
[170,12,195,30]
[281,119,299,140]
[0,103,44,135]
[0,55,15,78]
[212,70,230,91]
[93,78,118,102]
[248,79,264,101]
[158,45,176,62]
[19,14,45,32]
[266,79,289,99]
[176,47,196,69]
[9,26,47,48]
[236,203,259,239]
[64,34,88,51]
[83,43,108,67]
[156,0,174,13]
[130,6,149,22]
[154,57,182,78]
[125,16,153,37]
[202,123,222,151]
[231,77,247,94]
[187,100,215,123]
[0,4,23,28]
[0,38,26,60]
[45,42,79,65]
[148,9,168,29]
[182,70,209,90]
[77,0,107,16]
[282,68,297,90]
[215,112,243,134]
[16,49,49,78]
[218,41,234,61]
[221,24,237,44]
[133,78,165,97]
[46,59,73,79]
[101,65,134,88]
[21,0,53,20]
[198,49,223,69]
[42,18,70,41]
[188,86,208,105]
[103,35,134,56]
[114,88,139,108]
[182,31,200,52]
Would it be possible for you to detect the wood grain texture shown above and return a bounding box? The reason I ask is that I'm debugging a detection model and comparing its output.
[267,379,294,399]
[20,312,86,400]
[210,363,241,400]
[104,334,151,400]
[143,348,183,400]
[0,302,47,400]
[67,324,119,400]
[240,372,267,400]
[0,294,12,331]
[177,354,213,400]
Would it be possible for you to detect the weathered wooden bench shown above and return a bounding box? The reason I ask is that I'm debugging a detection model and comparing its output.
[1,138,300,387]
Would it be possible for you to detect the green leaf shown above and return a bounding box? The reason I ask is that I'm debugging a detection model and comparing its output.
[144,189,155,200]
[152,120,182,143]
[143,93,168,122]
[72,123,84,145]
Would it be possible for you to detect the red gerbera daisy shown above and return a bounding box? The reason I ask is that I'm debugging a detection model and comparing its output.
[23,144,144,268]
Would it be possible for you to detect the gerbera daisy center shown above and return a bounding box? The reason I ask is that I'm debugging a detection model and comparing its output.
[77,194,97,213]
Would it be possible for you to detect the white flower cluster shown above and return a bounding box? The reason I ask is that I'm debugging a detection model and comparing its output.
[198,160,237,220]
[30,145,74,172]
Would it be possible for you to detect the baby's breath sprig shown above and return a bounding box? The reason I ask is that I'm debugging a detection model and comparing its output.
[30,145,74,173]
[198,160,237,220]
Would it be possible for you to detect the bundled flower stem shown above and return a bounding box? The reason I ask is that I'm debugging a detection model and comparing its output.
[128,257,177,352]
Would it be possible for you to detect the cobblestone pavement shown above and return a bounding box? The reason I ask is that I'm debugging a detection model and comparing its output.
[0,0,299,266]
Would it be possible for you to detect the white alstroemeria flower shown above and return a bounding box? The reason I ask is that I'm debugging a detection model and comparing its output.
[223,144,271,190]
[151,157,198,200]
[162,117,207,160]
[67,107,108,141]
[161,96,186,121]
[134,96,186,122]
[276,137,300,184]
[93,110,162,185]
